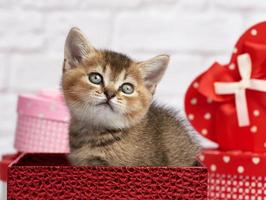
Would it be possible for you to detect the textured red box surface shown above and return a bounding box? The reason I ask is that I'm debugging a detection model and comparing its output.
[0,153,20,182]
[7,153,207,200]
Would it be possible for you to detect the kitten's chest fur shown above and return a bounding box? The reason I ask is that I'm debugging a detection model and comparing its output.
[68,104,198,166]
[69,120,160,166]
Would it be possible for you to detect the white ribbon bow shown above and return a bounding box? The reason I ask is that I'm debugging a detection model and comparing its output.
[214,53,266,127]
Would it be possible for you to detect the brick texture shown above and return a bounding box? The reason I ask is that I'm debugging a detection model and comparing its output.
[1,1,265,192]
[114,10,243,53]
[0,10,43,51]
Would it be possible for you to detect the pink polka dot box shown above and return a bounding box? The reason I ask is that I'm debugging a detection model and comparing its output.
[14,90,70,153]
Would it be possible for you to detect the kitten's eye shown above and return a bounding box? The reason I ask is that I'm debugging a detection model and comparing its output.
[88,73,103,85]
[121,83,134,94]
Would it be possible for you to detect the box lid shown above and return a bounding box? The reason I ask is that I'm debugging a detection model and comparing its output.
[17,90,70,122]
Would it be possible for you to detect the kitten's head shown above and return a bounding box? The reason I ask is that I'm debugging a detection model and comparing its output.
[62,28,169,130]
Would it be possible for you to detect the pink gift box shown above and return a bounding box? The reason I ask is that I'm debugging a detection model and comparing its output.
[14,90,70,153]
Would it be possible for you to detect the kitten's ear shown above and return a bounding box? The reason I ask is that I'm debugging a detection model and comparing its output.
[63,27,95,71]
[139,54,170,93]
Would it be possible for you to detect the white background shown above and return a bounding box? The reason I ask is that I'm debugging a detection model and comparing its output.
[1,0,266,196]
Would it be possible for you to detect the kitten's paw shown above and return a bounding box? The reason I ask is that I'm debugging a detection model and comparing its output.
[86,156,109,166]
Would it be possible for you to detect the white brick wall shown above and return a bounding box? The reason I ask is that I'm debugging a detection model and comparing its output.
[1,1,266,190]
[0,10,43,51]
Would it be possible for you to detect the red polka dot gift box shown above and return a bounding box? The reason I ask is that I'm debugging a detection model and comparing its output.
[7,153,208,200]
[185,21,266,152]
[199,150,266,199]
[185,21,266,200]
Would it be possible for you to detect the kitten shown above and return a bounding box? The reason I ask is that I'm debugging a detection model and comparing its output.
[62,27,199,166]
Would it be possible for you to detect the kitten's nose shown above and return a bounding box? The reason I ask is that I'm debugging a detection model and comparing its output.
[104,90,115,100]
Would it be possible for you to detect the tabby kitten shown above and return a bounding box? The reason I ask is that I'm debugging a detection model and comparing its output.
[62,28,199,166]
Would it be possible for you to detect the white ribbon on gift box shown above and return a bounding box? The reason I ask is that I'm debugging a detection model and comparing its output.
[214,53,266,127]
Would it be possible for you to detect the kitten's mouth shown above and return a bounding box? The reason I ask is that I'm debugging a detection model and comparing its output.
[97,101,114,111]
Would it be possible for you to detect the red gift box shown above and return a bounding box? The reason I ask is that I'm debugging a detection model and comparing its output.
[185,21,266,200]
[0,153,20,182]
[7,153,208,200]
[0,153,20,200]
[185,21,266,152]
[199,150,266,200]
